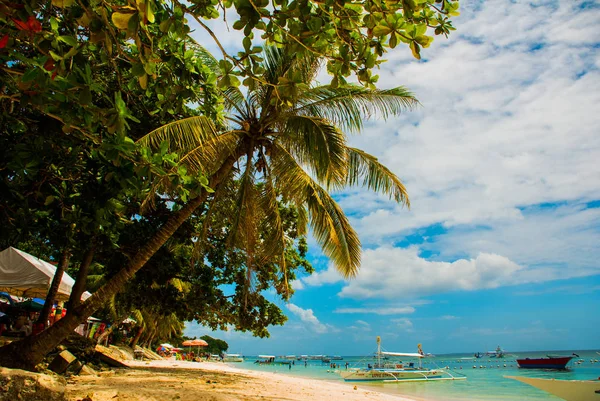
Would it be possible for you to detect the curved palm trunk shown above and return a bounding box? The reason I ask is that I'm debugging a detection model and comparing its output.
[37,249,70,327]
[0,156,237,370]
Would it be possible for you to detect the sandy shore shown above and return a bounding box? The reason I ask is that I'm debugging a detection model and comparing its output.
[66,359,421,401]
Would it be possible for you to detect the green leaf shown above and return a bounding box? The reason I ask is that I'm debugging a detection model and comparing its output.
[389,33,398,49]
[409,41,421,59]
[415,35,433,48]
[147,1,155,23]
[21,68,40,83]
[52,0,74,8]
[159,18,171,32]
[44,195,55,206]
[307,17,322,32]
[139,73,148,89]
[80,87,92,105]
[50,17,59,31]
[415,24,427,37]
[131,63,146,77]
[372,25,392,36]
[112,11,136,30]
[58,36,78,46]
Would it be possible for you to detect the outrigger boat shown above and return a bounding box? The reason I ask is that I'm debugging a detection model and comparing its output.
[222,353,244,363]
[487,346,506,358]
[340,337,466,383]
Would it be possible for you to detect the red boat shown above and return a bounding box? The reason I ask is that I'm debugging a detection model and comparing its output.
[517,356,574,369]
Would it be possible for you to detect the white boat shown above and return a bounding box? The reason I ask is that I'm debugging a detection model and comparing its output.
[223,353,244,362]
[507,376,600,401]
[487,346,506,358]
[340,337,466,383]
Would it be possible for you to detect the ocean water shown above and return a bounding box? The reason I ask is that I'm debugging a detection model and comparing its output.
[233,350,600,401]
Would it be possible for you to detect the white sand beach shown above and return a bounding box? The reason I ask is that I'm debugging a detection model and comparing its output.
[67,359,423,401]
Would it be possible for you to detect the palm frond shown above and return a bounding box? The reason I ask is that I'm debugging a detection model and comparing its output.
[222,87,249,118]
[191,169,236,262]
[186,41,220,73]
[137,116,219,155]
[292,85,419,132]
[130,309,145,329]
[279,115,348,188]
[179,130,242,175]
[258,166,289,296]
[168,278,191,293]
[271,144,361,278]
[227,150,257,250]
[347,147,410,207]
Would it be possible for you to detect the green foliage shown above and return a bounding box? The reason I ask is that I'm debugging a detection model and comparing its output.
[143,46,414,281]
[0,0,449,365]
[198,335,229,355]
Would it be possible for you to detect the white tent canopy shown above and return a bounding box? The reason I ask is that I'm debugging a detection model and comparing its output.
[0,247,91,302]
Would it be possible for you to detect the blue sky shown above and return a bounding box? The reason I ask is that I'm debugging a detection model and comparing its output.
[185,0,600,355]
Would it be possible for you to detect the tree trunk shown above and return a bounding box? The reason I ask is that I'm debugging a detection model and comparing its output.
[0,156,237,370]
[37,249,71,327]
[66,243,95,311]
[130,326,144,349]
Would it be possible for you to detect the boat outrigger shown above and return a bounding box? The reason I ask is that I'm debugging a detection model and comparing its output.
[507,376,600,401]
[340,337,467,383]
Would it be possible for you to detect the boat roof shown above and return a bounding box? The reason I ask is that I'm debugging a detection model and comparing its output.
[258,355,275,358]
[381,352,425,358]
[226,354,242,357]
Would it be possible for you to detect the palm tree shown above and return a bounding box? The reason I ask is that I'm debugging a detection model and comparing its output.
[0,46,416,370]
[139,46,416,288]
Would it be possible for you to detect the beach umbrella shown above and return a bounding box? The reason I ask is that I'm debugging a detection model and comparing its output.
[182,339,208,347]
[182,339,208,357]
[15,298,45,312]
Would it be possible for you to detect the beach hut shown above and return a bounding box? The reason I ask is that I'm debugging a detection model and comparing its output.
[0,247,91,301]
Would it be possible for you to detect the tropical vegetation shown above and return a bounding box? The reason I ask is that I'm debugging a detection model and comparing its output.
[0,0,458,370]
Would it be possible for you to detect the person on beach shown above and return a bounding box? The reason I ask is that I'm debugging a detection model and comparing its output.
[288,364,291,370]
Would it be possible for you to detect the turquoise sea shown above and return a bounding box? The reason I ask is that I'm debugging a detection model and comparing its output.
[234,350,600,400]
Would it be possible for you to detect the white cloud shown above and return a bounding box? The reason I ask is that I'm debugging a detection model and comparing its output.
[196,0,600,304]
[286,303,331,334]
[326,0,600,300]
[515,285,600,296]
[336,247,528,299]
[391,318,414,332]
[440,315,458,320]
[302,263,344,286]
[334,306,415,315]
[291,280,304,291]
